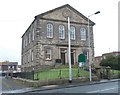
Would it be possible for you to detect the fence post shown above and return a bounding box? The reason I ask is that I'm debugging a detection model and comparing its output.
[59,69,62,79]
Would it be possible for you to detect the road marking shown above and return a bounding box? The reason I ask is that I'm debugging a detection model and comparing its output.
[86,87,118,93]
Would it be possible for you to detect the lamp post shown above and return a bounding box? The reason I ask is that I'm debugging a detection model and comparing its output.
[62,9,72,83]
[88,11,100,81]
[68,16,72,83]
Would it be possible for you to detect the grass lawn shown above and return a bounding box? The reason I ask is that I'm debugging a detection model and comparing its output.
[34,68,91,81]
[111,69,120,75]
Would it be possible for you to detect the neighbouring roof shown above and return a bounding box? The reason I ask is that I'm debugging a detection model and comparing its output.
[102,51,120,56]
[95,51,120,58]
[0,62,18,66]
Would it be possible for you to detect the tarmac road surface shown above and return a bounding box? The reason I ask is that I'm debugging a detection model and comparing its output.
[30,80,119,93]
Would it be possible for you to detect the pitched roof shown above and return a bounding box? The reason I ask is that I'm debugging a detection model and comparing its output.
[22,4,95,38]
[35,4,95,25]
[0,62,18,65]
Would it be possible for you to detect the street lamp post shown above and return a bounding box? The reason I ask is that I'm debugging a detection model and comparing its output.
[88,11,100,81]
[68,16,72,83]
[62,9,72,83]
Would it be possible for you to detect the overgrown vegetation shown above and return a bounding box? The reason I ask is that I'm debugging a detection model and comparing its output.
[100,55,120,70]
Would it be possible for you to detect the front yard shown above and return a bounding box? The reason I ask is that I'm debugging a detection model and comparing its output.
[34,67,91,81]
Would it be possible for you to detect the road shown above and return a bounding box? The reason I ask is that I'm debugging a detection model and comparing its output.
[1,76,32,93]
[30,81,119,93]
[0,76,119,94]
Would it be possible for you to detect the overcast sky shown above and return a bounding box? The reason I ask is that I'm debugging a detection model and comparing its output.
[0,0,119,65]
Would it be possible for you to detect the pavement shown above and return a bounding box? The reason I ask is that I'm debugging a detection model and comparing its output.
[2,76,119,93]
[25,79,120,93]
[1,76,33,93]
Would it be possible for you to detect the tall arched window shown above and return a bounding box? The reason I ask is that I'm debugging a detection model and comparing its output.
[59,25,65,39]
[70,26,75,40]
[47,23,53,38]
[80,28,86,40]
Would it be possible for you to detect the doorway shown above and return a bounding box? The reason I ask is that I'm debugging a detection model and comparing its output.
[61,52,65,65]
[60,49,66,65]
[60,48,75,65]
[71,49,75,65]
[71,52,74,65]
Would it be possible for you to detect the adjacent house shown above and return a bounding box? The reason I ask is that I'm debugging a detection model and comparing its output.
[21,4,95,72]
[0,61,18,73]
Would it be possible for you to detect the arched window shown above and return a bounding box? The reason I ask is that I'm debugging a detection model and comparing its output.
[59,25,65,39]
[70,26,75,40]
[80,28,86,40]
[47,23,53,38]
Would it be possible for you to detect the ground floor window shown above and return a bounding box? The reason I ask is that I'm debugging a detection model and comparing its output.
[45,49,51,60]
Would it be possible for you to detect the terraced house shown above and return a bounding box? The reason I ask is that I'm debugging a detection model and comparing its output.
[21,4,95,72]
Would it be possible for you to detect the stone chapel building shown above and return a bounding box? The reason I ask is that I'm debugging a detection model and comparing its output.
[21,4,95,71]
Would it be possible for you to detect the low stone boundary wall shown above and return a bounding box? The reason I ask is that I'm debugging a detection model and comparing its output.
[13,76,99,87]
[111,74,120,79]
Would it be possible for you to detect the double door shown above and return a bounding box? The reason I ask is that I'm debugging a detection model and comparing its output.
[60,49,75,65]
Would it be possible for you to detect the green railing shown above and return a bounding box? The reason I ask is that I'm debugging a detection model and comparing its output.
[34,68,90,81]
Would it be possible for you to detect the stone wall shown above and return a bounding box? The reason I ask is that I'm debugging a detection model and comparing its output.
[21,5,95,72]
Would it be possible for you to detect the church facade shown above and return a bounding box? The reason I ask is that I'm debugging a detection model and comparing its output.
[21,4,95,71]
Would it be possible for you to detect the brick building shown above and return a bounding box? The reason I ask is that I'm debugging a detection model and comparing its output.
[21,4,95,71]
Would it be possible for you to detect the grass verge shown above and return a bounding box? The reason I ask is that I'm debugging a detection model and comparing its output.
[34,68,91,81]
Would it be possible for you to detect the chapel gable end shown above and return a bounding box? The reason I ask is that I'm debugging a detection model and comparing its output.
[35,4,94,25]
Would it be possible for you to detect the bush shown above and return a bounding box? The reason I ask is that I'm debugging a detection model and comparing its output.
[100,55,120,70]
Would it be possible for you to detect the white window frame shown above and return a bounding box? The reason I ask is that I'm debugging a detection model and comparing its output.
[70,26,75,40]
[45,49,51,60]
[8,66,11,69]
[59,25,65,39]
[12,66,14,69]
[47,23,53,38]
[80,28,86,41]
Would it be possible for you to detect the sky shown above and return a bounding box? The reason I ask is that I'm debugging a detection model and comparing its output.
[0,0,119,65]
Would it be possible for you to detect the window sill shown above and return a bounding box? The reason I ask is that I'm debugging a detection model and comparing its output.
[47,37,53,39]
[45,59,52,61]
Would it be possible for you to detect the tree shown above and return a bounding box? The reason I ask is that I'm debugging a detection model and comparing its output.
[100,55,120,70]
